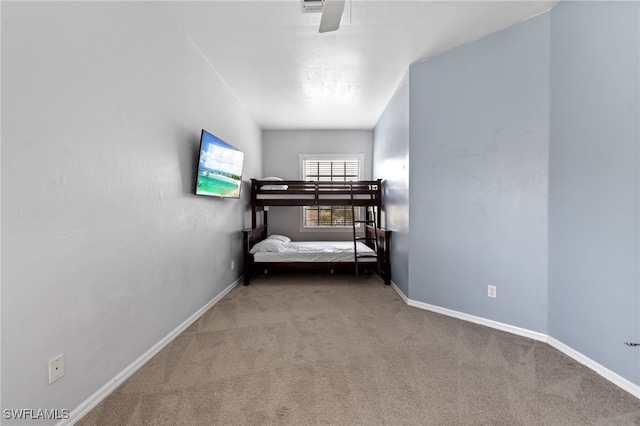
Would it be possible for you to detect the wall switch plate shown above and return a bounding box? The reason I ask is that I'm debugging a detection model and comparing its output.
[231,260,235,270]
[48,354,64,384]
[488,285,497,298]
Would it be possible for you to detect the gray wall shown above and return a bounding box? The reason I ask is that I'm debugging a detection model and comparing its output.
[1,2,261,422]
[372,74,410,295]
[548,1,640,385]
[408,14,550,332]
[262,130,373,241]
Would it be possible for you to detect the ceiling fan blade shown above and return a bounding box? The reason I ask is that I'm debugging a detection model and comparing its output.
[319,0,345,33]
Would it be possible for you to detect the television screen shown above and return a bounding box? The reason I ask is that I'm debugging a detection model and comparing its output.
[195,129,244,198]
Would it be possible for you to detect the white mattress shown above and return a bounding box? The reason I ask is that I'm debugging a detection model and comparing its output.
[253,241,376,263]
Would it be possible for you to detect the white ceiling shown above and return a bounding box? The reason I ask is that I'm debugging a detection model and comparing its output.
[165,0,557,130]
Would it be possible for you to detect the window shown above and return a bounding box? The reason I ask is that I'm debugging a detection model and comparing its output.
[299,154,365,230]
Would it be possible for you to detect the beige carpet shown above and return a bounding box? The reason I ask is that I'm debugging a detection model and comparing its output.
[78,271,640,425]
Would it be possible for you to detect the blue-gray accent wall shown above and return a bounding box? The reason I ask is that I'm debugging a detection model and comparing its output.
[373,1,640,388]
[408,12,550,333]
[548,0,640,385]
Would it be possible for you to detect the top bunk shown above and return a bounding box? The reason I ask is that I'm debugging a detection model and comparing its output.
[250,179,382,207]
[250,179,383,228]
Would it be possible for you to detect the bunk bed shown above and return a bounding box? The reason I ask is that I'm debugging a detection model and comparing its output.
[243,179,391,285]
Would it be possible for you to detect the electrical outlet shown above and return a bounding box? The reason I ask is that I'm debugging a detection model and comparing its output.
[231,260,235,270]
[488,285,497,298]
[48,354,64,384]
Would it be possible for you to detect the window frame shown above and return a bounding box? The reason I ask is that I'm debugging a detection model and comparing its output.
[298,153,365,233]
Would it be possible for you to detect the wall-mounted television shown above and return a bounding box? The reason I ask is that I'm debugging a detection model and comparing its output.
[195,129,244,199]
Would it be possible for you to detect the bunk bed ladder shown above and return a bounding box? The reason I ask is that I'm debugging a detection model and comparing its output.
[350,183,380,277]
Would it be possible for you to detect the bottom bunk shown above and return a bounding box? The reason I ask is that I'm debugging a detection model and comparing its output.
[242,225,391,285]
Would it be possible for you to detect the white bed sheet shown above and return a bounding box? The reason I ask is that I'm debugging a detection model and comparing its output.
[253,241,376,263]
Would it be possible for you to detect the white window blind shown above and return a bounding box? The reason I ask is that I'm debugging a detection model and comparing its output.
[299,155,364,229]
[303,159,360,182]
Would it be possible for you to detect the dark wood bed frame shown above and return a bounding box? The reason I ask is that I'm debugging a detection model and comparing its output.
[243,179,391,285]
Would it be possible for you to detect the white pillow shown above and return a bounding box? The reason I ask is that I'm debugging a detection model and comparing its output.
[267,234,291,244]
[249,239,286,254]
[261,177,283,181]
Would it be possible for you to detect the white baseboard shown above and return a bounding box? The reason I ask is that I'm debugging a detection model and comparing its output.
[61,277,242,426]
[547,336,640,399]
[390,282,640,400]
[391,281,409,304]
[390,281,546,342]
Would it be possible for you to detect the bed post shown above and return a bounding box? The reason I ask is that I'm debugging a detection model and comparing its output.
[243,229,253,285]
[378,227,391,285]
[242,226,268,285]
[251,179,258,229]
[376,179,382,226]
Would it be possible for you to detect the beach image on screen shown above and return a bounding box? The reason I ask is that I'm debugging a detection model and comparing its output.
[196,132,244,198]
